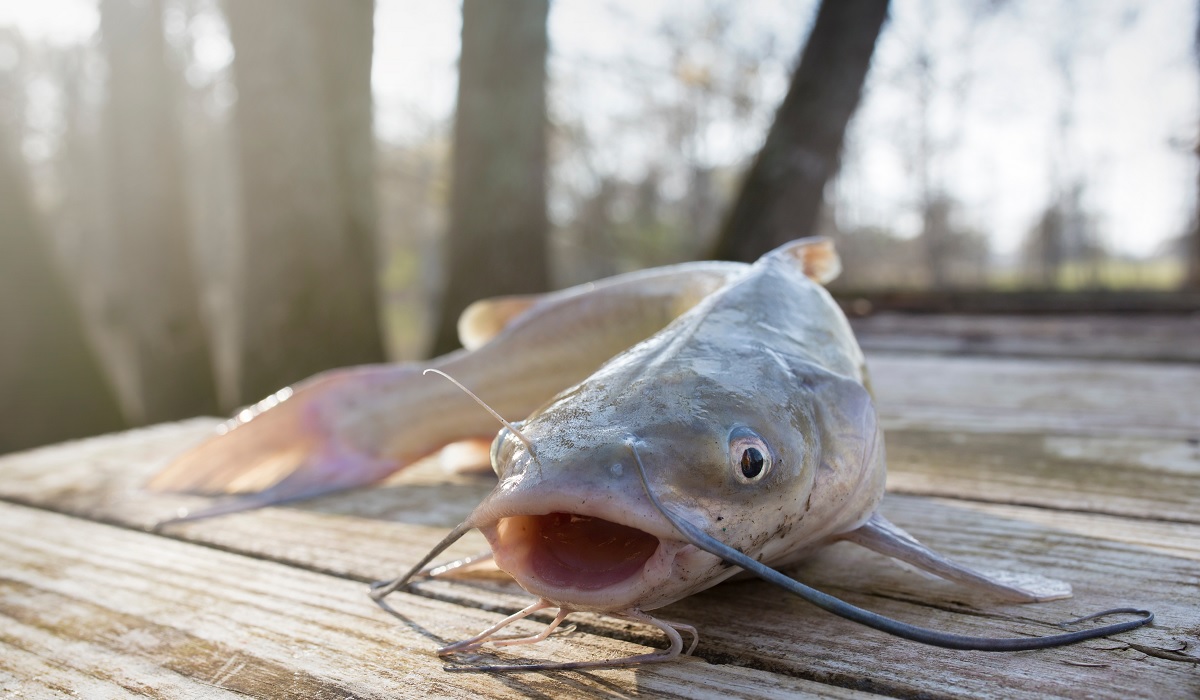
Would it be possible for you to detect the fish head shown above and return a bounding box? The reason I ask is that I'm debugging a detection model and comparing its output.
[463,343,886,614]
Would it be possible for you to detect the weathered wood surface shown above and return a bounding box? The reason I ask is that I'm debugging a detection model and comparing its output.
[1,351,1198,698]
[850,313,1200,364]
[837,291,1200,316]
[1,502,879,699]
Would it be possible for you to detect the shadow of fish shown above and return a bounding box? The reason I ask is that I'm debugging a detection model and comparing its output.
[149,238,1151,671]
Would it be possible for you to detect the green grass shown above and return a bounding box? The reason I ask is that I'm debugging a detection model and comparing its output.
[989,258,1186,291]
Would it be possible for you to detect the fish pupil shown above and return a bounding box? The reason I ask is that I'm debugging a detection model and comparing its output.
[740,447,765,479]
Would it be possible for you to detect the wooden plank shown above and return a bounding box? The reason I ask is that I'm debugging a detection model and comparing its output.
[401,494,1200,700]
[4,496,1197,699]
[868,353,1200,438]
[3,429,1197,697]
[883,429,1200,524]
[755,501,1199,696]
[1,354,1197,697]
[1,618,237,700]
[850,313,1200,363]
[836,290,1200,315]
[0,502,879,699]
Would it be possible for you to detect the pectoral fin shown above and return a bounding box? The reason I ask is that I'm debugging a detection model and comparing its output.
[839,512,1072,603]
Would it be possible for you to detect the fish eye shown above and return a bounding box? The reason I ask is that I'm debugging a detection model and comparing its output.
[729,428,772,483]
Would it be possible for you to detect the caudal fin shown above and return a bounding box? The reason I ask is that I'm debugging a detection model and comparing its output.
[148,365,438,522]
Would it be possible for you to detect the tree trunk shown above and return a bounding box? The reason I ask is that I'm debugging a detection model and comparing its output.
[430,0,550,356]
[0,122,126,453]
[225,0,385,402]
[1190,157,1200,289]
[99,0,219,423]
[711,0,890,262]
[1188,2,1200,290]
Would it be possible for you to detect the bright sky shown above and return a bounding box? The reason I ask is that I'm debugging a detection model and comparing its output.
[368,0,1198,258]
[845,0,1199,257]
[0,0,97,44]
[2,0,1196,257]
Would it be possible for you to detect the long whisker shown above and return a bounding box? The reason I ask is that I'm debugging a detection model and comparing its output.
[369,519,475,601]
[423,368,537,458]
[626,439,1154,652]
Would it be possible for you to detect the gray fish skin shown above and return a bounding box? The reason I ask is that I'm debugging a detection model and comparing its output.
[468,240,887,613]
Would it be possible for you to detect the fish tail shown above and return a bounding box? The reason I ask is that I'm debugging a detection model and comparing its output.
[146,363,453,513]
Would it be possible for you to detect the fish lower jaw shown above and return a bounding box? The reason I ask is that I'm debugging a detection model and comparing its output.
[480,512,697,612]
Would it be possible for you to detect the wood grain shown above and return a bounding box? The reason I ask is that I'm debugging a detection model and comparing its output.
[1,351,1197,698]
[851,313,1200,363]
[377,495,1200,700]
[869,353,1200,438]
[2,432,1196,697]
[0,502,879,699]
[883,429,1200,523]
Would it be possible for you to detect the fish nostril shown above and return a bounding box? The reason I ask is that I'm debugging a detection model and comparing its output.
[610,462,624,477]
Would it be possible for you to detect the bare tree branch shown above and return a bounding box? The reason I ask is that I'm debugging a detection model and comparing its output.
[711,0,889,262]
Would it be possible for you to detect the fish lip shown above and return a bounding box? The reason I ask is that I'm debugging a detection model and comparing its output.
[471,496,702,612]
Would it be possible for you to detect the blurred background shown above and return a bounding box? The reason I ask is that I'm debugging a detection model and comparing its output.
[1,0,1197,453]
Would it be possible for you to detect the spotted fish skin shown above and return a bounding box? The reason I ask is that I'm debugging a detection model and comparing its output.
[469,239,887,612]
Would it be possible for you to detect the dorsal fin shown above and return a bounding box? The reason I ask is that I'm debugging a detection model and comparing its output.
[457,295,541,351]
[769,237,842,285]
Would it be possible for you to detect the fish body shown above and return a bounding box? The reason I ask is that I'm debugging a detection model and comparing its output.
[151,238,1145,668]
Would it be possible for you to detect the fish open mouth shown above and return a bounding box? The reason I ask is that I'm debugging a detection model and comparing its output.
[494,513,661,592]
